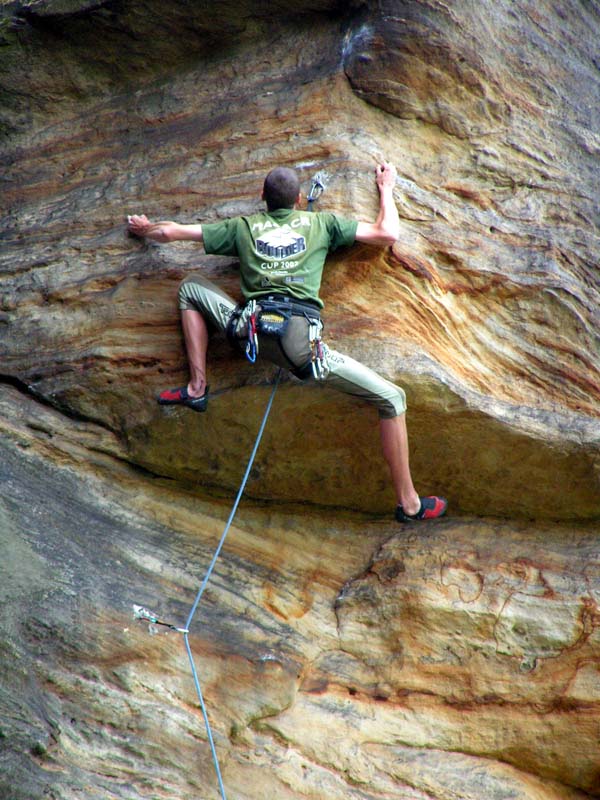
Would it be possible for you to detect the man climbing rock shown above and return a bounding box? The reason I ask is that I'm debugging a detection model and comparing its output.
[127,162,447,523]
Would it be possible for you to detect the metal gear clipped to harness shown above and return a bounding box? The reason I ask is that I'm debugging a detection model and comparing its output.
[307,315,328,380]
[245,299,259,363]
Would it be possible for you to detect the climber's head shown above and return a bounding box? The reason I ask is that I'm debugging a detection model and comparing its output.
[262,167,301,211]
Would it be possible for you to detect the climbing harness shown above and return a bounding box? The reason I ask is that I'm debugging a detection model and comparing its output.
[227,294,329,378]
[133,369,282,800]
[306,170,329,212]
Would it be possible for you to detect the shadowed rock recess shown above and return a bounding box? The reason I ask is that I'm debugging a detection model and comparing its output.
[1,0,599,798]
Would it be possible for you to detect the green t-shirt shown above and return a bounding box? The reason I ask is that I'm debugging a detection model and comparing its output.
[202,208,358,307]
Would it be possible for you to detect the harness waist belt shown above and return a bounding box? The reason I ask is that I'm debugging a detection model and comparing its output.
[257,294,321,319]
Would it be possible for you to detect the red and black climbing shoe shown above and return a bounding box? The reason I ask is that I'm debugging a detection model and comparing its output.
[395,496,447,523]
[157,385,209,413]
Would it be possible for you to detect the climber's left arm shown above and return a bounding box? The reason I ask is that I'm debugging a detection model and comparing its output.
[127,214,204,243]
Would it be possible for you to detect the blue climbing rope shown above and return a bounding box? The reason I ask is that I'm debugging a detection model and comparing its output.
[134,178,327,794]
[182,369,282,799]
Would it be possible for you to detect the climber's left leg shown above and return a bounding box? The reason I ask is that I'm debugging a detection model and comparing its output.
[320,347,447,521]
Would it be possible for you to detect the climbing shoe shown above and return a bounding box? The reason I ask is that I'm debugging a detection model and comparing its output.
[395,496,447,523]
[157,385,209,412]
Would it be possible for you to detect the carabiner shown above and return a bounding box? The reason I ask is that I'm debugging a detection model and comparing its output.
[245,301,259,363]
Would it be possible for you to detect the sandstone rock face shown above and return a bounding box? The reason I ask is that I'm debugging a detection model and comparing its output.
[1,0,599,798]
[2,394,599,800]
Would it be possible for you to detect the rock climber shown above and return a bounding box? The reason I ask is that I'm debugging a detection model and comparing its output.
[127,162,447,523]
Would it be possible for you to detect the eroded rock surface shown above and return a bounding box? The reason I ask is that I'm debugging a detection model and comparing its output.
[1,393,599,799]
[1,0,600,798]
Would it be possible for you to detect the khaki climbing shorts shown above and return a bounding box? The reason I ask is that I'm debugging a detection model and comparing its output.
[178,274,406,419]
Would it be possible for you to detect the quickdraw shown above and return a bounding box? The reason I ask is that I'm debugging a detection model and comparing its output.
[307,170,329,212]
[307,315,328,380]
[245,299,258,363]
[133,604,189,634]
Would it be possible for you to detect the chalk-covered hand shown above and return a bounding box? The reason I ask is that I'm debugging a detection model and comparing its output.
[375,162,397,191]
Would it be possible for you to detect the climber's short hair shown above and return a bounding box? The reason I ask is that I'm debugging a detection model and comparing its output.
[263,167,300,211]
